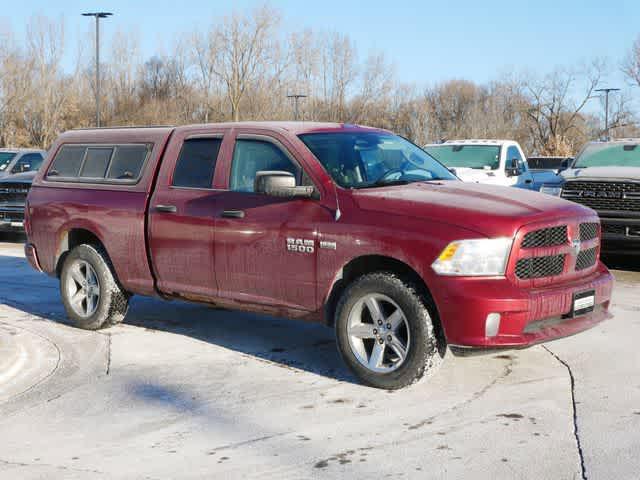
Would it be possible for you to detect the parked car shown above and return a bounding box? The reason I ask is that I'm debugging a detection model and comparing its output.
[543,139,640,255]
[24,123,613,389]
[423,140,542,190]
[0,170,38,233]
[527,156,573,172]
[0,148,45,178]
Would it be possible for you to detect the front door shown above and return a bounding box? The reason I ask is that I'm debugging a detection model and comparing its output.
[213,133,328,311]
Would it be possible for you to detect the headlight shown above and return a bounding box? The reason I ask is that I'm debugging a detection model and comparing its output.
[432,238,513,276]
[539,185,562,196]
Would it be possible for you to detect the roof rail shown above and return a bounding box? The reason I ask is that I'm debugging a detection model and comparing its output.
[71,125,175,131]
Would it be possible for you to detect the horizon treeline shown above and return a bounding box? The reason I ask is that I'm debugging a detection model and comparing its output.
[1,5,639,155]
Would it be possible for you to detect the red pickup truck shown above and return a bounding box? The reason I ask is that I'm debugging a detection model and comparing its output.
[24,122,614,389]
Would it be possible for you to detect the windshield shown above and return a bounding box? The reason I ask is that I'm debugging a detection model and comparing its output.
[424,145,501,170]
[0,152,17,172]
[573,143,640,168]
[299,132,456,188]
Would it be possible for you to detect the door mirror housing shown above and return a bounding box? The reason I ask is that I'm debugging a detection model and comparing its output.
[558,157,572,172]
[254,171,314,198]
[505,158,521,177]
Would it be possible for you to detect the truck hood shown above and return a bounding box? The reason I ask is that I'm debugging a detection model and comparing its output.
[0,170,37,184]
[451,167,513,186]
[352,181,590,238]
[561,166,640,181]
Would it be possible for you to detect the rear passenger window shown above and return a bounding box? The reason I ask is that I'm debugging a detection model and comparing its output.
[48,146,86,177]
[80,148,113,178]
[172,138,222,188]
[107,145,148,180]
[47,143,150,182]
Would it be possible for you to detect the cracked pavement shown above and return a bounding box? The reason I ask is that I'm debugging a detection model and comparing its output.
[0,240,639,479]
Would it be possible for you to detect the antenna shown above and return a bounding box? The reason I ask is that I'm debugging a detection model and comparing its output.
[334,183,341,221]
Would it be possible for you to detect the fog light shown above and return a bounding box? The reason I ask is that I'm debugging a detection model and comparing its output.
[485,313,501,337]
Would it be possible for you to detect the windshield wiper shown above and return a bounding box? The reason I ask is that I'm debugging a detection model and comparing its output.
[355,179,412,189]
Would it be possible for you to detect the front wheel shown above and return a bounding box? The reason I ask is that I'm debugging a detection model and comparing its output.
[335,272,441,389]
[60,244,129,330]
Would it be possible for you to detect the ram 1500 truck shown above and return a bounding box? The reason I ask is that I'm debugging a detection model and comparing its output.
[24,122,614,389]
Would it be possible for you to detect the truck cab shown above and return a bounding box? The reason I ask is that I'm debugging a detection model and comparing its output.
[424,140,535,189]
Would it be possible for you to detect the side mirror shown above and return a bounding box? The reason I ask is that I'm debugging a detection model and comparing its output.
[558,158,571,172]
[15,164,30,173]
[254,171,314,198]
[505,158,521,177]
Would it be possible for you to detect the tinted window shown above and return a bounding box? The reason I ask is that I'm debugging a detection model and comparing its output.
[0,152,17,172]
[107,145,148,180]
[49,146,86,177]
[574,143,640,168]
[507,146,526,171]
[230,140,299,192]
[423,145,500,170]
[80,148,113,178]
[172,138,222,188]
[12,153,44,173]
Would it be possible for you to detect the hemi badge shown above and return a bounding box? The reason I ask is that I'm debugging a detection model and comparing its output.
[320,240,337,250]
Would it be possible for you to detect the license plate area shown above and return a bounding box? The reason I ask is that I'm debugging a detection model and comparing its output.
[567,290,596,318]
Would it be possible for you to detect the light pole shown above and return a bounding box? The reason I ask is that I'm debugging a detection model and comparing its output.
[82,12,113,127]
[287,94,307,121]
[595,87,620,140]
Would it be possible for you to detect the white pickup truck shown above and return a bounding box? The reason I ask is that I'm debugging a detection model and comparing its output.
[423,140,535,189]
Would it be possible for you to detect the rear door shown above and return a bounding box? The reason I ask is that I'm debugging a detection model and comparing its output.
[213,130,329,311]
[149,129,230,299]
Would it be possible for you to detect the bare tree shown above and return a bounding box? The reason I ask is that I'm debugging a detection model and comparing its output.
[209,5,281,121]
[622,34,640,87]
[522,61,604,155]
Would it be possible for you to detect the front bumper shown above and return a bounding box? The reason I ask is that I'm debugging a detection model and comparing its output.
[433,263,614,349]
[600,216,640,255]
[0,207,25,232]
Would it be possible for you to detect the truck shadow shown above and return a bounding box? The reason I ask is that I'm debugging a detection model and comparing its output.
[0,251,357,385]
[126,295,356,383]
[601,254,640,273]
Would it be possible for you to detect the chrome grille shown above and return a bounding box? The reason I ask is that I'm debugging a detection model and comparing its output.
[515,254,565,279]
[521,226,568,248]
[579,222,599,241]
[576,247,597,271]
[602,224,626,235]
[0,182,30,204]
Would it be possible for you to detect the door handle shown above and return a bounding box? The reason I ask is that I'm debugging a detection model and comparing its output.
[155,204,177,213]
[221,210,245,219]
[524,179,533,184]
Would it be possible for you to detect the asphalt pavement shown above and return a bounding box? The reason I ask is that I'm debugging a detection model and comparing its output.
[0,240,638,479]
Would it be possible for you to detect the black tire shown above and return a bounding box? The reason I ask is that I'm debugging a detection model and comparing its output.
[60,244,129,330]
[335,272,441,389]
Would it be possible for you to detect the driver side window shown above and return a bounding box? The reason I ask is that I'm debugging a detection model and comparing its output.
[230,139,302,193]
[12,153,44,173]
[506,146,526,172]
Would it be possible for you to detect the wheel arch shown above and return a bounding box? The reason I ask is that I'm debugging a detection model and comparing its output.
[323,254,444,346]
[55,227,111,278]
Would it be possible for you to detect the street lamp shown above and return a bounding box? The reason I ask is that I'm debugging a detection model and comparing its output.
[595,87,621,140]
[82,12,113,127]
[286,94,307,121]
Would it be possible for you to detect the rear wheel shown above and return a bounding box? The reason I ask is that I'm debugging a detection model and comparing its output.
[60,244,129,330]
[335,272,441,389]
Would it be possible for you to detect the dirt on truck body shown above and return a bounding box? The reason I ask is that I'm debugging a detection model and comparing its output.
[24,122,614,388]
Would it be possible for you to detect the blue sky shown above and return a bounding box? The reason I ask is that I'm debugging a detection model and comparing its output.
[4,0,639,91]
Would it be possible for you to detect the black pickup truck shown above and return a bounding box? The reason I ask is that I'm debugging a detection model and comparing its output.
[557,140,640,255]
[0,170,37,233]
